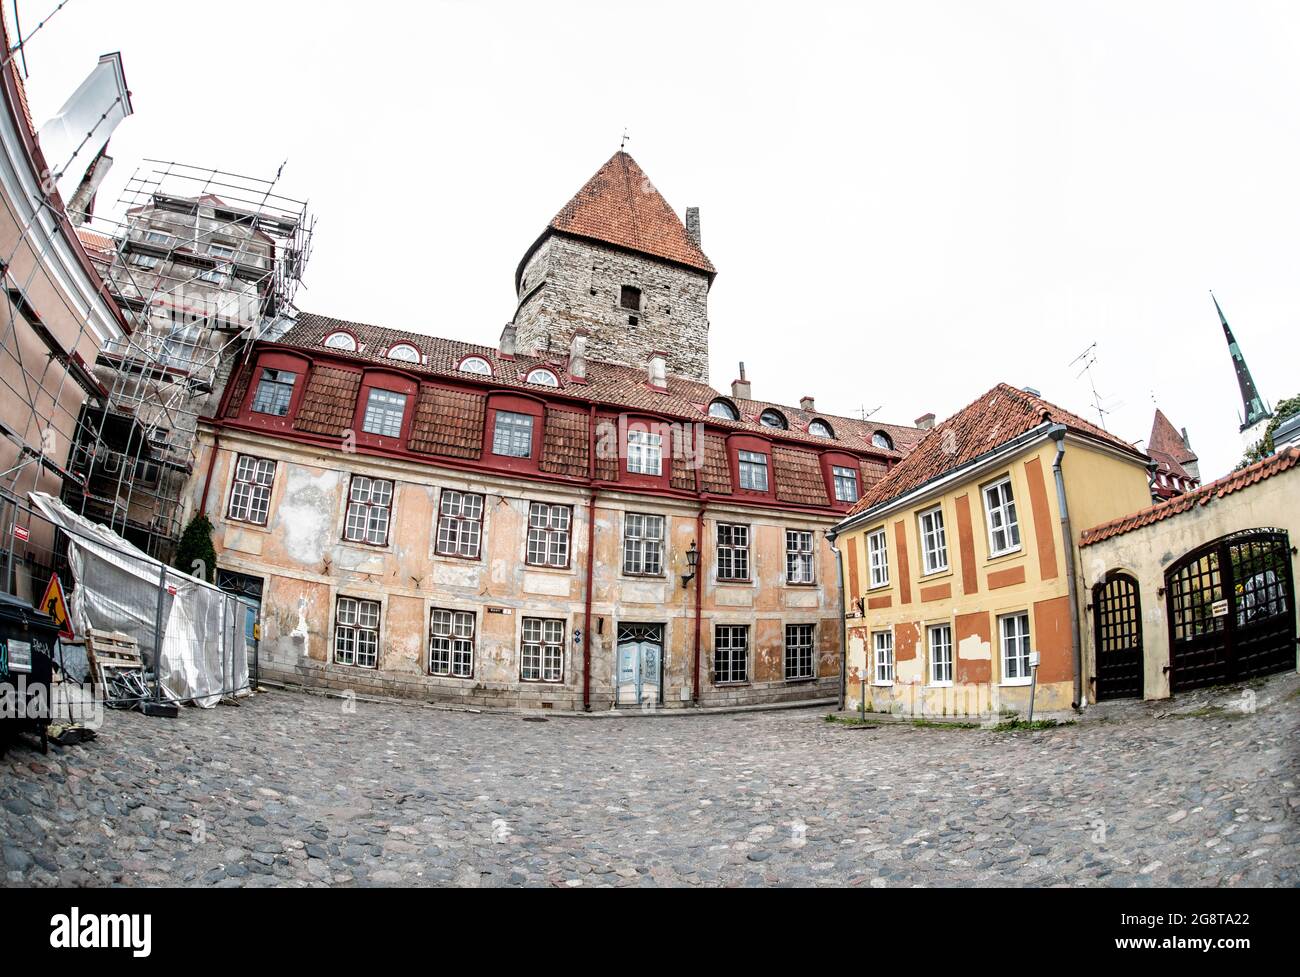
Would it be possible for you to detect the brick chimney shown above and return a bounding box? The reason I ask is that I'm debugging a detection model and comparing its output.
[731,362,751,400]
[568,329,588,381]
[685,207,701,247]
[647,351,668,391]
[915,413,936,430]
[499,322,517,359]
[800,396,815,411]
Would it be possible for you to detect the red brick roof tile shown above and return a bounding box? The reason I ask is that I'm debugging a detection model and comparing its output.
[542,152,714,276]
[539,408,590,478]
[223,363,253,419]
[773,446,830,506]
[700,435,733,494]
[847,383,1147,515]
[408,385,485,459]
[293,366,361,437]
[1080,447,1300,546]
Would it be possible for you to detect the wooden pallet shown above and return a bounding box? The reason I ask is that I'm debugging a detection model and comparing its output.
[85,629,144,685]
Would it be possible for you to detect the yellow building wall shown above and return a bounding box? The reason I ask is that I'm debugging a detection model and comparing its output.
[839,437,1150,717]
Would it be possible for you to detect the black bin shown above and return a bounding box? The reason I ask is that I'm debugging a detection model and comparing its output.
[0,592,60,756]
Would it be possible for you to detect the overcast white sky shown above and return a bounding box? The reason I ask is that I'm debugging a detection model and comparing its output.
[26,0,1299,479]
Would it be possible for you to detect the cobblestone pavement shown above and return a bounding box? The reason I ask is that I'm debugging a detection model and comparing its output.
[2,675,1297,887]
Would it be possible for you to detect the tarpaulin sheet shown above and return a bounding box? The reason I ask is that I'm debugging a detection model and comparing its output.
[27,493,248,707]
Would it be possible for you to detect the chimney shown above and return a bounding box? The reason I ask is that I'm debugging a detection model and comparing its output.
[498,322,517,358]
[915,413,936,430]
[685,207,701,247]
[568,329,588,381]
[800,396,815,412]
[731,361,752,400]
[647,351,668,391]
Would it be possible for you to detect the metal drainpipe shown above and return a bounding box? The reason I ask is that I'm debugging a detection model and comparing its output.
[826,529,847,711]
[1048,424,1083,710]
[583,405,597,712]
[692,504,704,704]
[197,433,221,518]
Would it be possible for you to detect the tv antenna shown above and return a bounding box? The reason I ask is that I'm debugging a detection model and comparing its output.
[1069,342,1112,430]
[859,405,881,421]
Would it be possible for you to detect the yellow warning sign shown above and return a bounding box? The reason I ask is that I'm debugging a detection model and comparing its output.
[39,574,75,640]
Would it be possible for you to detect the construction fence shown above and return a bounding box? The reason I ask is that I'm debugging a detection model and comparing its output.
[0,490,255,711]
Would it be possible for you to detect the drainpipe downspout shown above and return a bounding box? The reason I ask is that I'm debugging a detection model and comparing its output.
[826,529,847,712]
[197,432,221,518]
[583,405,597,712]
[692,504,704,705]
[1048,424,1083,710]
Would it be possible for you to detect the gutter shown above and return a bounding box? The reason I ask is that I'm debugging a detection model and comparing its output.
[583,404,597,712]
[692,504,704,704]
[1048,424,1084,710]
[825,529,847,711]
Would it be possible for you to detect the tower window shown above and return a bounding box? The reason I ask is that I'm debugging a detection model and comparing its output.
[620,285,642,311]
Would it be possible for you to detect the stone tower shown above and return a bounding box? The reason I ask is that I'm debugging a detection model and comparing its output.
[512,152,715,383]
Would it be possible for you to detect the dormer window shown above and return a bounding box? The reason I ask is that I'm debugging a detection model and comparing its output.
[324,331,357,352]
[759,409,788,430]
[526,368,559,387]
[458,356,492,376]
[386,343,420,363]
[362,389,407,438]
[809,419,834,439]
[620,285,642,311]
[871,430,894,451]
[708,399,739,421]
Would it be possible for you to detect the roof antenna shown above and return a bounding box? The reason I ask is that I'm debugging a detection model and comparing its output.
[1069,342,1111,430]
[620,128,630,151]
[859,405,881,421]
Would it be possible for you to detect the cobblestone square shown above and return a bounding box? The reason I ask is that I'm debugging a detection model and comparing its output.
[2,677,1296,887]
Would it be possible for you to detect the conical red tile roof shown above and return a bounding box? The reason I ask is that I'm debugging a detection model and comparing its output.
[541,151,714,276]
[1148,408,1197,466]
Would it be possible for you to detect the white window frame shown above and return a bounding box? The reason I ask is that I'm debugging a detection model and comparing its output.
[334,596,380,668]
[343,476,394,546]
[999,611,1032,686]
[867,527,889,589]
[361,388,407,438]
[526,502,571,568]
[526,367,559,387]
[737,450,769,491]
[626,429,663,476]
[227,455,275,525]
[873,630,894,686]
[429,608,475,678]
[622,512,664,576]
[784,623,815,681]
[714,624,749,684]
[521,617,564,682]
[982,475,1022,557]
[324,331,357,351]
[928,623,953,687]
[435,490,484,559]
[458,356,492,376]
[918,504,949,575]
[386,343,420,363]
[716,523,750,581]
[785,529,815,585]
[492,410,534,458]
[832,465,859,503]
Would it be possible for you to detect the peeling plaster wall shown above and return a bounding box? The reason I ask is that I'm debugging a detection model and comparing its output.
[1079,464,1300,701]
[201,430,841,711]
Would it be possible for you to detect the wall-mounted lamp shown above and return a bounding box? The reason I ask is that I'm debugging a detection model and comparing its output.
[681,539,699,589]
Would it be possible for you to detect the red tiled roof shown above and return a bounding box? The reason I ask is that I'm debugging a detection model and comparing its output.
[76,228,115,256]
[408,386,485,459]
[294,366,361,437]
[1080,447,1300,546]
[539,407,589,478]
[280,312,920,459]
[773,447,830,506]
[846,383,1147,516]
[1149,409,1196,466]
[541,152,715,277]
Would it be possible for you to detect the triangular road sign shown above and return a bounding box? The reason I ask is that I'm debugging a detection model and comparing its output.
[39,574,74,641]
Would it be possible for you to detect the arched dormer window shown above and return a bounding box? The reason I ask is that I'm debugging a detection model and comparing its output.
[708,398,739,421]
[324,331,357,352]
[759,409,788,430]
[526,367,559,387]
[386,343,420,363]
[458,356,492,376]
[808,418,834,439]
[871,430,894,451]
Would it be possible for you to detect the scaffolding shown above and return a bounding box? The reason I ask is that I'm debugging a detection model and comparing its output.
[61,160,313,557]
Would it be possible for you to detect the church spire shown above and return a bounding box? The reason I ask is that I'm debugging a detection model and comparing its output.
[1212,292,1271,433]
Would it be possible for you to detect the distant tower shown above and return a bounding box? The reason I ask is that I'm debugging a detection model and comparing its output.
[512,152,715,383]
[1212,293,1272,447]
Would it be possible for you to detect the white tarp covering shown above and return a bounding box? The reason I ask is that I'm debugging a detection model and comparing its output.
[28,493,248,708]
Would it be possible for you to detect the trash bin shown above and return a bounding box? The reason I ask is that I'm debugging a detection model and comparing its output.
[0,592,59,756]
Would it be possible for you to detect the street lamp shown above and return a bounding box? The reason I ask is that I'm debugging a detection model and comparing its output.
[681,539,699,589]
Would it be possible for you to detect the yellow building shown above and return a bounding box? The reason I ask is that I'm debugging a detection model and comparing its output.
[828,384,1151,718]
